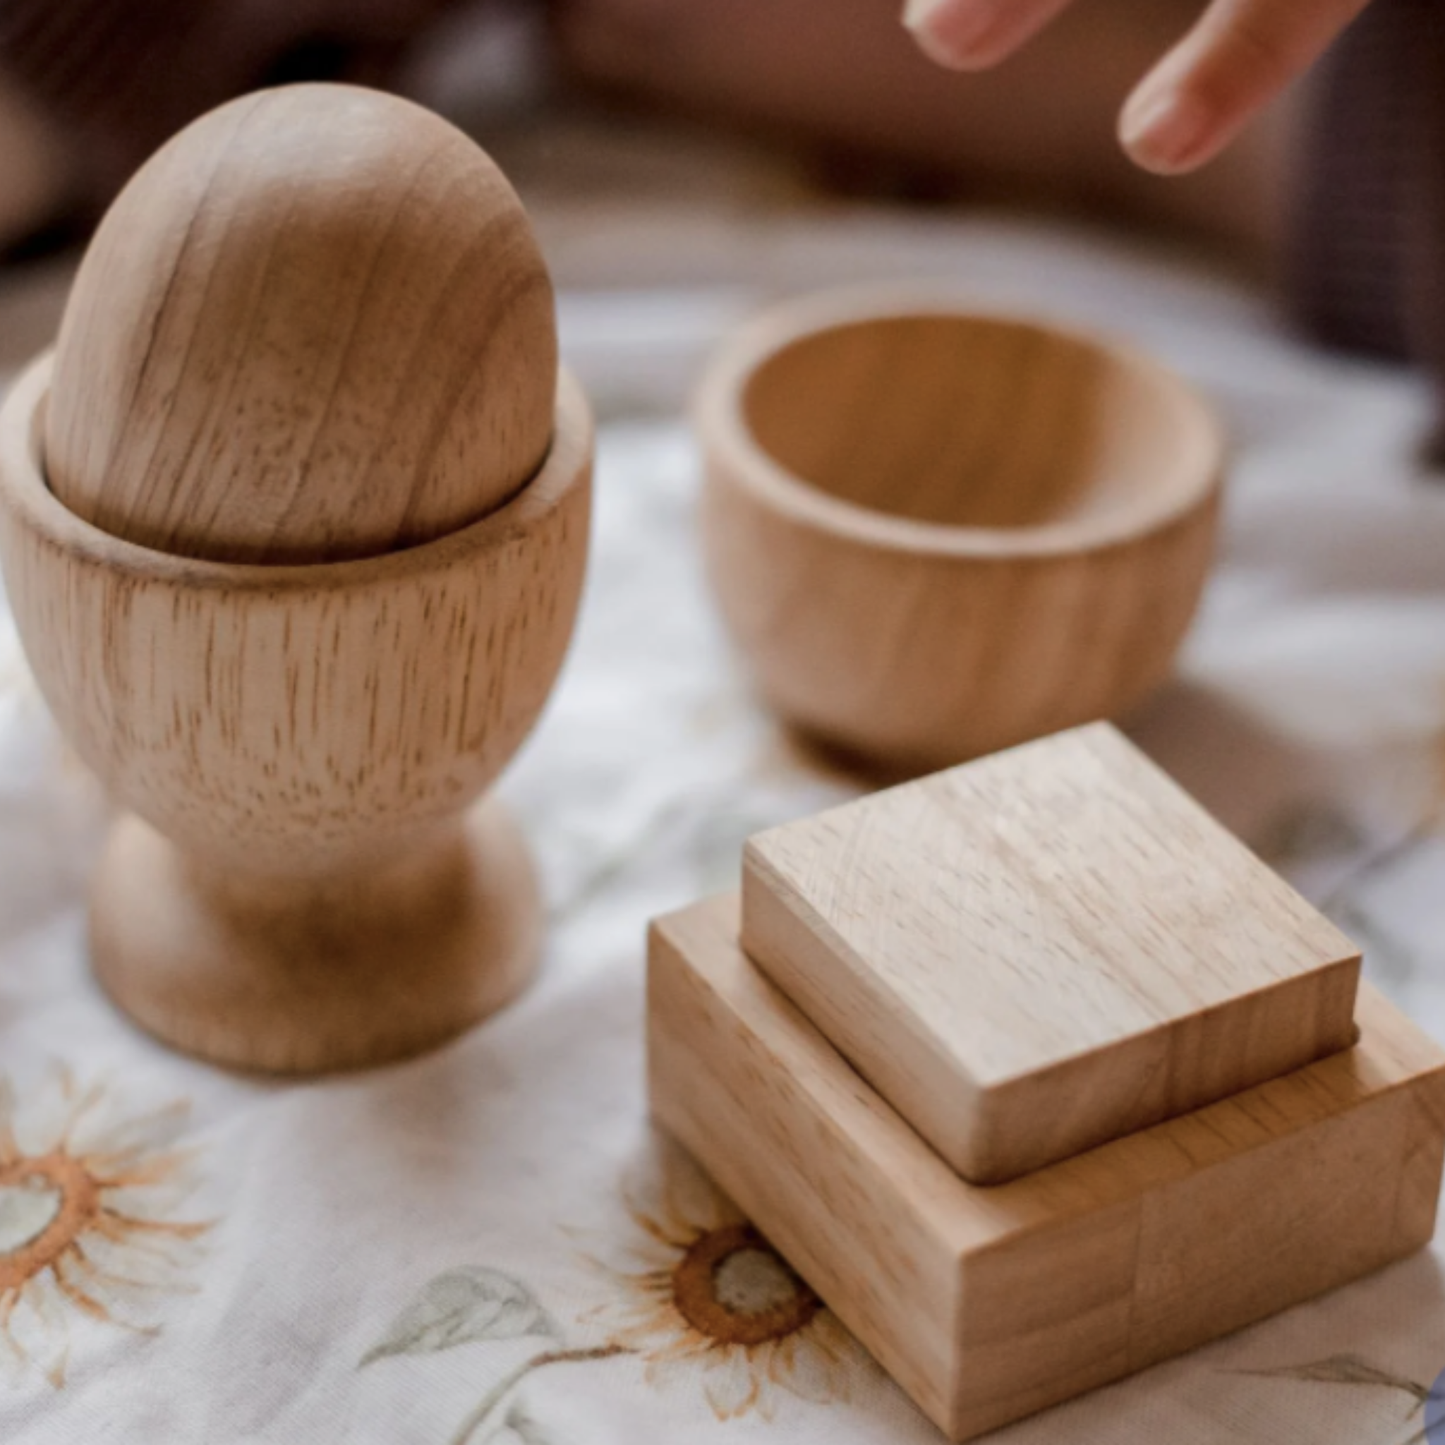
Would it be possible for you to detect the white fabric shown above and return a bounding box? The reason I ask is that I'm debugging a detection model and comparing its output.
[4,192,1445,1444]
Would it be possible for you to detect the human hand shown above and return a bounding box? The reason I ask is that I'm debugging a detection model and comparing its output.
[903,0,1371,174]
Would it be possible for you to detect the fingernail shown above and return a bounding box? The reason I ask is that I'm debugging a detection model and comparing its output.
[903,0,999,69]
[1119,86,1211,174]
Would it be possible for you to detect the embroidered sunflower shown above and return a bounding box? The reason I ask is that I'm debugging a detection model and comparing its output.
[579,1149,865,1421]
[0,1068,211,1386]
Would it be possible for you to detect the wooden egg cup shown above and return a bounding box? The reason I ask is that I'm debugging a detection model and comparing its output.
[0,355,593,1074]
[697,286,1224,775]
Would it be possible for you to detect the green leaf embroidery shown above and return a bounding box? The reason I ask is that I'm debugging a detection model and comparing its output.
[1237,1353,1430,1404]
[361,1268,560,1366]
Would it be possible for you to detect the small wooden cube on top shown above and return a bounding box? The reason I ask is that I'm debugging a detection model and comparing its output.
[741,722,1362,1183]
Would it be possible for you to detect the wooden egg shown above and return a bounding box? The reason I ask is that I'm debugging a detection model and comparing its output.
[696,287,1224,774]
[46,83,557,565]
[0,86,592,1074]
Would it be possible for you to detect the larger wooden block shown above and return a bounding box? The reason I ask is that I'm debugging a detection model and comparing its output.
[742,722,1361,1182]
[649,895,1445,1442]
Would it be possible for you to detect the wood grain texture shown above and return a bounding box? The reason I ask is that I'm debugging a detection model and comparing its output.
[0,355,592,1072]
[91,799,539,1074]
[649,894,1445,1442]
[742,722,1361,1182]
[697,287,1223,774]
[46,83,557,565]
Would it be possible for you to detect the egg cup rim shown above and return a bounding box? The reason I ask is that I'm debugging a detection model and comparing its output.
[0,352,593,591]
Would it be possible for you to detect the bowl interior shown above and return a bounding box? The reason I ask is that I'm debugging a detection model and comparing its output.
[741,313,1210,532]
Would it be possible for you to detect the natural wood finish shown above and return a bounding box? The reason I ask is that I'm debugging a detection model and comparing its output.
[742,722,1362,1183]
[91,800,539,1074]
[697,287,1224,774]
[0,356,592,1073]
[46,83,557,566]
[649,894,1445,1442]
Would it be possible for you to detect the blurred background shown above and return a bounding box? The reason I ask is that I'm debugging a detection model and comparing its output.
[0,0,1433,405]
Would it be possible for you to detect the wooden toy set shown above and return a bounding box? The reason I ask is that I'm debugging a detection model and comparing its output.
[0,79,1440,1440]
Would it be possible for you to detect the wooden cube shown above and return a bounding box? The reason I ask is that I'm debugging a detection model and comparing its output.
[649,895,1445,1442]
[742,723,1361,1183]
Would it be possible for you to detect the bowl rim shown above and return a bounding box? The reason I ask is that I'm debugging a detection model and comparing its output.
[0,352,593,593]
[694,283,1226,559]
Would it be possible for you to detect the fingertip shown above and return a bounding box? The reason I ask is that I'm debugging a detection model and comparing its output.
[903,0,1009,72]
[1115,0,1370,177]
[1118,84,1217,175]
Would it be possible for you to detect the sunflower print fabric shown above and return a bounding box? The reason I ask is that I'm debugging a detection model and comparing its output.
[0,1069,209,1388]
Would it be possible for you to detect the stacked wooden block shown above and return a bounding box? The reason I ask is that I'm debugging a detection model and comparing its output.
[648,723,1445,1440]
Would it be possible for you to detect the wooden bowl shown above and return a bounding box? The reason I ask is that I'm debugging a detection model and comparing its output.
[697,288,1224,773]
